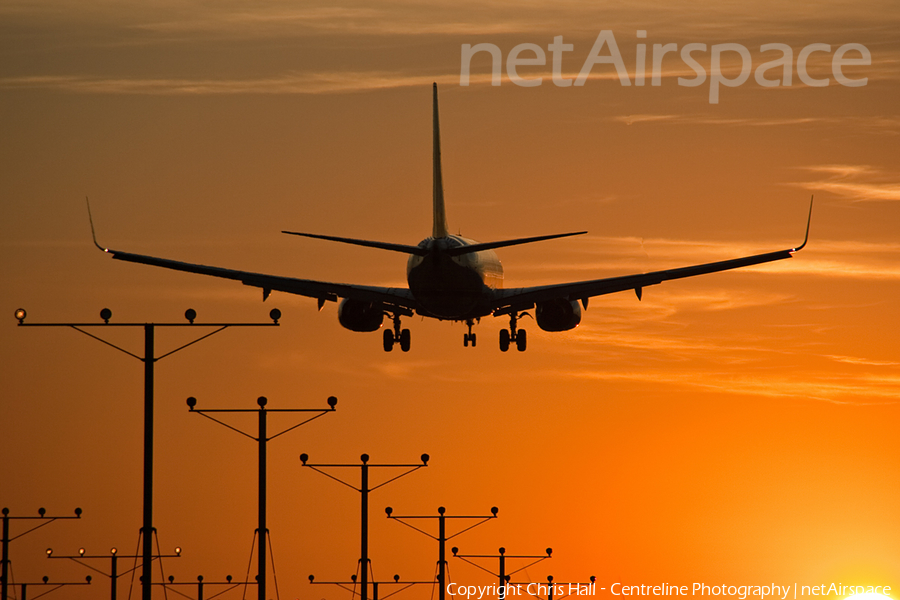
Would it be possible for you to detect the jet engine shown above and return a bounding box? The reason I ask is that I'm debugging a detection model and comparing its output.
[535,298,582,332]
[338,299,384,332]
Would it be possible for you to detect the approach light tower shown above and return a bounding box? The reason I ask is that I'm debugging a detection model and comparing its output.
[187,394,337,600]
[506,575,597,600]
[154,574,256,600]
[46,545,182,600]
[308,572,436,600]
[14,307,280,600]
[2,507,82,600]
[385,506,498,600]
[451,547,552,600]
[300,453,430,600]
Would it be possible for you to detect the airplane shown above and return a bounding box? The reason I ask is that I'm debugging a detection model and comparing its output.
[90,83,812,353]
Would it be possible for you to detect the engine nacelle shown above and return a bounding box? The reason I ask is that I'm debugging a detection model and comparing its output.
[535,298,583,332]
[338,298,384,332]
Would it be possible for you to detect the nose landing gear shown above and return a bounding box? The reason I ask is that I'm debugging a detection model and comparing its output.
[463,318,478,347]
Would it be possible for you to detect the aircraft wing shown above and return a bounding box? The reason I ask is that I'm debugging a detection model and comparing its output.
[102,248,418,311]
[491,246,800,314]
[491,199,813,314]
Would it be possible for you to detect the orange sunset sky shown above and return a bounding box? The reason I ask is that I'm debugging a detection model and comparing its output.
[2,1,899,599]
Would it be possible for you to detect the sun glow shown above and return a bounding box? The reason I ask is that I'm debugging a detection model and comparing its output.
[845,593,893,600]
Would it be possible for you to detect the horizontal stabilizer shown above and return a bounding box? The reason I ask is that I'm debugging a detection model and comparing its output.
[282,230,429,256]
[444,231,587,257]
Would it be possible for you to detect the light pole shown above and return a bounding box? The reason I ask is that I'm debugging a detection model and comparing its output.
[384,506,498,600]
[155,574,255,600]
[451,547,552,600]
[1,507,82,600]
[11,575,92,600]
[299,453,429,600]
[186,395,337,600]
[507,575,596,600]
[46,546,182,600]
[14,307,280,600]
[309,573,435,600]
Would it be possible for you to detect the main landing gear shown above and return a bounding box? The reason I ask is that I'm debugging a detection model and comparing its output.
[463,318,477,347]
[383,313,410,352]
[499,313,527,352]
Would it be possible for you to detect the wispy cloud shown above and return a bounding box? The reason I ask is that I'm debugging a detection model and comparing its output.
[613,114,900,133]
[560,368,900,404]
[0,72,470,95]
[0,66,701,95]
[615,114,838,127]
[524,236,900,282]
[567,318,794,359]
[825,354,900,367]
[794,164,900,202]
[8,0,899,41]
[370,359,448,379]
[132,4,542,37]
[615,114,679,125]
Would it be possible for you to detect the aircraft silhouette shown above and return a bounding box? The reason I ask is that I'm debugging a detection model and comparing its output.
[91,83,812,352]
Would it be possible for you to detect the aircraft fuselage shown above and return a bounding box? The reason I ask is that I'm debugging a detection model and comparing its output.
[407,235,503,319]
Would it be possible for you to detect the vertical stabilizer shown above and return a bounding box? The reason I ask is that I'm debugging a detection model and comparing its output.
[432,83,449,238]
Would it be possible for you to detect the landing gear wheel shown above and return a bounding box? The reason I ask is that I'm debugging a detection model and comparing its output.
[499,329,510,352]
[463,319,478,348]
[516,328,527,352]
[399,328,411,352]
[383,329,395,352]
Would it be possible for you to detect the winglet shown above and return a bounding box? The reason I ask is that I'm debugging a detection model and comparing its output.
[85,197,108,252]
[791,195,814,253]
[432,82,449,239]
